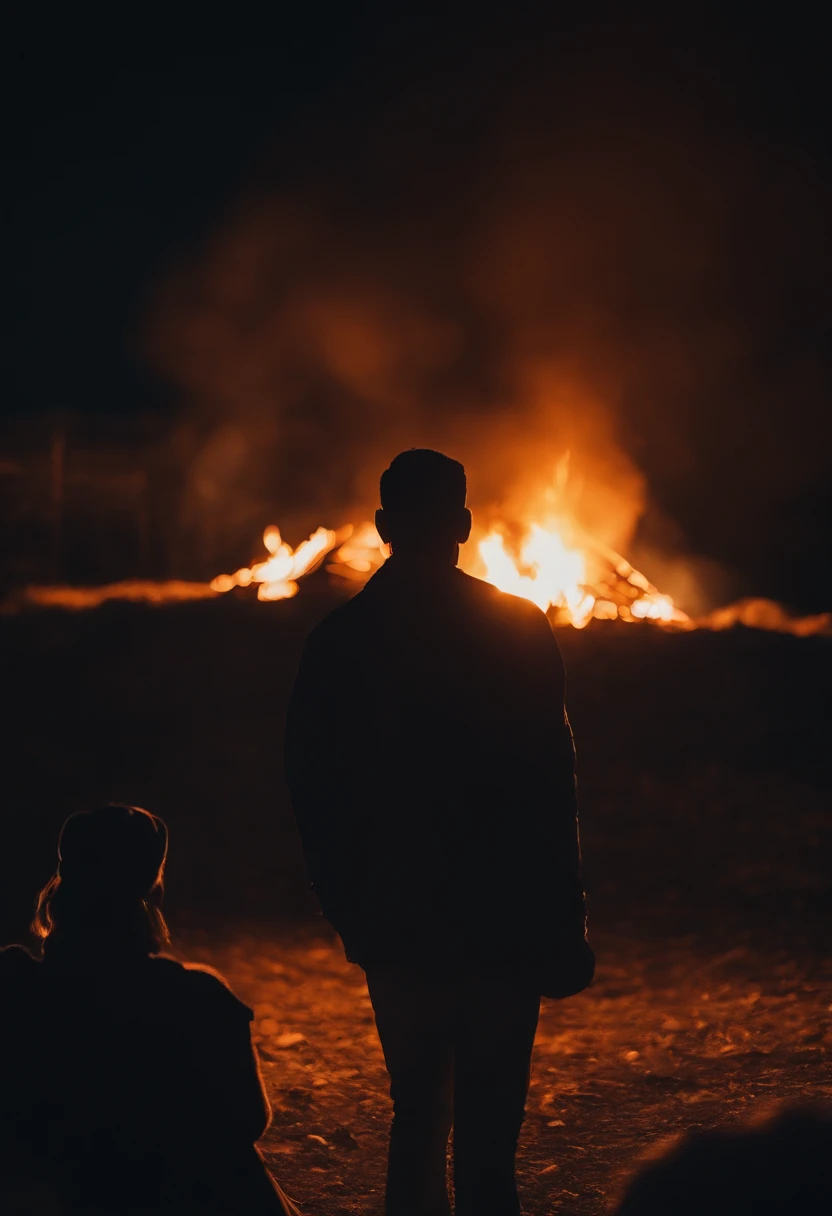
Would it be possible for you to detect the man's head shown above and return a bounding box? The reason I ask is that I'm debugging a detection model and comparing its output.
[376,449,471,561]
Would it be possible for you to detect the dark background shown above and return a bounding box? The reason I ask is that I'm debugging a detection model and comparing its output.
[2,6,831,608]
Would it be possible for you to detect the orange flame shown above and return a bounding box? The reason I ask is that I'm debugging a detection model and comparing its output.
[210,525,343,601]
[206,508,688,627]
[11,520,830,637]
[470,522,687,627]
[476,525,595,626]
[17,455,823,636]
[326,523,389,585]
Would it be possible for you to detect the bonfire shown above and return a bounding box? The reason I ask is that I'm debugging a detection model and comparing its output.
[207,516,688,630]
[10,469,831,637]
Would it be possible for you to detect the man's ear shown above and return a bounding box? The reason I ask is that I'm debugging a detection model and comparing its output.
[375,508,390,545]
[457,508,472,544]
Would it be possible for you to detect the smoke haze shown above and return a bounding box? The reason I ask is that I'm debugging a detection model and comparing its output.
[139,20,831,610]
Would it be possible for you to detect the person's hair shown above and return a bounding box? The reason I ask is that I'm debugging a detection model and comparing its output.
[612,1103,832,1214]
[380,449,467,517]
[33,804,170,957]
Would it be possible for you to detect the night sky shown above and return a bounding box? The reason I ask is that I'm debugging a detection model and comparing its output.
[4,8,831,608]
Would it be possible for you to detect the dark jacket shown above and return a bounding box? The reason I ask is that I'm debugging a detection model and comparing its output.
[285,557,586,966]
[0,944,283,1214]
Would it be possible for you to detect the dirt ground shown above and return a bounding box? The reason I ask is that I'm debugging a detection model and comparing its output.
[181,925,831,1215]
[2,592,831,1213]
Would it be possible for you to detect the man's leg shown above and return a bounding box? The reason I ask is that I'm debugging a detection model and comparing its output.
[452,967,541,1216]
[365,966,455,1216]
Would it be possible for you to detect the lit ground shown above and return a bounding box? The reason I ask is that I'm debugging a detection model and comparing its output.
[181,926,832,1216]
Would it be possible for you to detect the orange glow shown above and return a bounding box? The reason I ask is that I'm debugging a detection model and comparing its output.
[327,523,389,582]
[477,524,595,626]
[210,525,343,601]
[205,451,687,622]
[471,521,688,627]
[12,521,830,637]
[631,593,679,622]
[21,456,822,636]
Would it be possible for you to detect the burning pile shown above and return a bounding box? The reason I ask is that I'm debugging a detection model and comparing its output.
[475,525,684,627]
[210,525,345,602]
[190,514,832,637]
[208,514,687,628]
[8,499,831,638]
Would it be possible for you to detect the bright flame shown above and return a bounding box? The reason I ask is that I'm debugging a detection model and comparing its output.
[473,520,688,628]
[205,504,688,627]
[210,525,341,601]
[631,593,678,622]
[478,525,596,627]
[326,522,389,584]
[11,518,830,638]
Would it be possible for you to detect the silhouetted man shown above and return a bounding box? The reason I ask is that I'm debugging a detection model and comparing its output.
[285,449,589,1216]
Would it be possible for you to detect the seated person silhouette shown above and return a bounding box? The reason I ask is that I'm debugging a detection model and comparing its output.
[286,449,591,1216]
[612,1103,832,1214]
[0,804,301,1215]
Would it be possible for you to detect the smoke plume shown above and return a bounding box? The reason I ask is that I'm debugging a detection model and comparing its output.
[142,37,831,609]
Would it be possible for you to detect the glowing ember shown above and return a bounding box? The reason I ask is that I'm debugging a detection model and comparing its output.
[696,598,832,637]
[16,580,219,610]
[210,525,343,601]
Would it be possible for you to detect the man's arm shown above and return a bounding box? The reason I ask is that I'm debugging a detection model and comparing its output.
[284,628,354,925]
[523,608,587,938]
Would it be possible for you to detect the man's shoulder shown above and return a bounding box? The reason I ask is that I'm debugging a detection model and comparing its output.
[301,567,556,653]
[455,569,555,634]
[302,591,369,654]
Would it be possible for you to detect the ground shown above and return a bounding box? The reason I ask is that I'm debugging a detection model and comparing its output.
[183,925,831,1215]
[1,588,831,1213]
